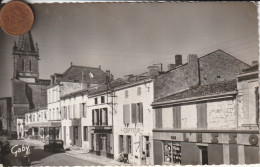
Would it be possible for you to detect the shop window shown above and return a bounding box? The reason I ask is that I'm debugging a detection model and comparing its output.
[101,96,105,103]
[95,98,98,104]
[100,134,106,151]
[163,141,181,164]
[83,126,88,141]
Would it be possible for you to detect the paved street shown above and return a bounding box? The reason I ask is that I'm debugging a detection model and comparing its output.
[8,140,102,166]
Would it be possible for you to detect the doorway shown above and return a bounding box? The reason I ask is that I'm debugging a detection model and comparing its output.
[199,146,208,165]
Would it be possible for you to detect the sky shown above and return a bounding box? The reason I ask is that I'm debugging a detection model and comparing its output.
[0,2,258,97]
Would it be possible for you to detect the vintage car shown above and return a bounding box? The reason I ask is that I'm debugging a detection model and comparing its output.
[8,131,18,140]
[44,140,65,152]
[0,136,31,166]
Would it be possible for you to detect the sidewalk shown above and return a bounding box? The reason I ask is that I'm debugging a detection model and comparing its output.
[24,139,129,166]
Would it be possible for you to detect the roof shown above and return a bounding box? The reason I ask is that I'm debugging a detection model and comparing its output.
[14,31,38,54]
[59,65,107,84]
[242,64,258,73]
[88,78,128,96]
[155,79,237,103]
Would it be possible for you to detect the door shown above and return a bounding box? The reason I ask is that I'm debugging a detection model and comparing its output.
[106,134,111,158]
[63,126,66,145]
[91,134,94,151]
[200,146,208,165]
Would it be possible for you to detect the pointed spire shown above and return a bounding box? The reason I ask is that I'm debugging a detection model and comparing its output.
[16,31,36,53]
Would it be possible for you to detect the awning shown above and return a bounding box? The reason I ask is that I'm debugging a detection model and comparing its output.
[26,121,61,128]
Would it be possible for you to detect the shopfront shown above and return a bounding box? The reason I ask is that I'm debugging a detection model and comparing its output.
[153,130,259,165]
[89,127,113,159]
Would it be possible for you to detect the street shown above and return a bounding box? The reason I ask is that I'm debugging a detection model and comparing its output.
[8,140,102,166]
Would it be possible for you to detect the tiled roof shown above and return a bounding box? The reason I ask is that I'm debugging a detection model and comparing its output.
[88,78,127,96]
[242,64,258,73]
[155,79,237,103]
[59,65,106,84]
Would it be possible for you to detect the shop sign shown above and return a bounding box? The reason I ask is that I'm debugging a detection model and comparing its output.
[123,128,142,134]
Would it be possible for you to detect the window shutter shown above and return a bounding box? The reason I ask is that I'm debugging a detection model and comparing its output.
[119,135,123,153]
[68,105,71,119]
[69,126,73,140]
[197,103,207,129]
[106,134,111,154]
[105,109,108,125]
[65,107,67,119]
[92,110,94,125]
[137,87,141,96]
[155,108,162,128]
[136,104,140,123]
[61,107,64,120]
[123,105,127,125]
[96,134,100,151]
[139,103,143,123]
[131,103,137,123]
[84,104,87,118]
[80,104,83,118]
[173,106,181,128]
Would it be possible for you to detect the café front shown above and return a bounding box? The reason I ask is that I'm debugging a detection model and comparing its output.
[153,129,259,165]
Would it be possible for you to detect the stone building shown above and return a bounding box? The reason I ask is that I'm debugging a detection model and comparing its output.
[0,97,12,133]
[151,51,258,165]
[11,31,50,138]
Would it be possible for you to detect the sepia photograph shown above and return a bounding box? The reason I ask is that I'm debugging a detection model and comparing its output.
[0,1,259,166]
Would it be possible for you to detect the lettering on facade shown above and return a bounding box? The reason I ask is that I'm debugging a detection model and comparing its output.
[249,134,258,146]
[171,136,176,139]
[183,133,189,142]
[211,133,219,144]
[11,145,31,157]
[196,133,202,142]
[228,133,237,144]
[123,128,141,134]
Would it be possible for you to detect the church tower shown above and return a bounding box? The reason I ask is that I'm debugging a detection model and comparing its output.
[13,31,39,83]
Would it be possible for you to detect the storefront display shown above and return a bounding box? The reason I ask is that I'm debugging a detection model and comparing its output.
[163,141,181,164]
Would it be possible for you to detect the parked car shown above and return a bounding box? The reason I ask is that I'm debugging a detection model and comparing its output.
[8,131,18,140]
[44,140,65,152]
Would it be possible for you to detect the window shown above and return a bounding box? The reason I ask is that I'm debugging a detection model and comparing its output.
[137,87,141,96]
[173,106,181,128]
[83,126,88,141]
[22,59,25,71]
[81,103,86,118]
[131,103,143,124]
[125,90,129,98]
[29,60,32,71]
[101,96,105,103]
[92,108,108,126]
[163,141,181,164]
[95,98,98,104]
[155,108,162,128]
[197,103,207,129]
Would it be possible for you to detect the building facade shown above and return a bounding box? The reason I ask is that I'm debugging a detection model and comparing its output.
[151,52,258,165]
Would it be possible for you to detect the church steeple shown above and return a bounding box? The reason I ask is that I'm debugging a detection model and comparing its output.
[13,31,39,83]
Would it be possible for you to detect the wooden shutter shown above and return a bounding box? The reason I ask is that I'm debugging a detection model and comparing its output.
[68,105,71,119]
[131,103,137,123]
[173,106,181,128]
[197,102,207,128]
[65,107,67,119]
[80,103,83,118]
[105,109,108,125]
[69,126,73,141]
[123,105,128,124]
[110,134,114,154]
[79,126,82,146]
[96,134,100,151]
[155,108,162,128]
[139,103,143,123]
[92,110,94,125]
[84,104,87,118]
[119,135,123,153]
[61,107,64,120]
[136,104,140,123]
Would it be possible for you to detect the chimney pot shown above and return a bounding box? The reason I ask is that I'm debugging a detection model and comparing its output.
[175,55,182,66]
[252,61,258,66]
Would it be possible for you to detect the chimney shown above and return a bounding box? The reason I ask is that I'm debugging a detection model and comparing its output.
[175,55,182,66]
[167,64,176,71]
[187,54,200,87]
[252,61,258,66]
[124,74,134,82]
[148,65,160,78]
